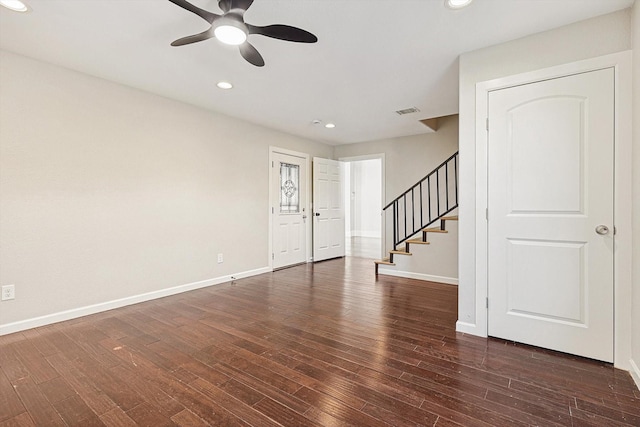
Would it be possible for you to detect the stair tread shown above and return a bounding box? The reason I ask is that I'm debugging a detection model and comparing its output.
[406,239,431,245]
[374,259,395,265]
[422,227,448,233]
[441,215,459,221]
[390,250,412,256]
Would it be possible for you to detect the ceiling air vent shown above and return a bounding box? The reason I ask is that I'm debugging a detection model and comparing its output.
[395,107,420,116]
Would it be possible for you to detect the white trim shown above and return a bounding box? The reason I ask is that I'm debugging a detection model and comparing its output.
[338,153,386,258]
[629,359,640,391]
[470,51,633,370]
[455,321,478,335]
[0,266,271,336]
[338,153,386,162]
[268,147,312,268]
[377,268,458,285]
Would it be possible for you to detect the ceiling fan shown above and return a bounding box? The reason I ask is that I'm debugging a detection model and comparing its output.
[167,0,318,67]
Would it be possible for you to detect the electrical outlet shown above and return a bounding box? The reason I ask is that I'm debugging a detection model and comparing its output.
[217,253,223,263]
[1,285,15,301]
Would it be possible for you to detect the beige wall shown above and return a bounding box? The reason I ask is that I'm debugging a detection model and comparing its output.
[0,50,332,330]
[632,0,640,386]
[334,115,459,205]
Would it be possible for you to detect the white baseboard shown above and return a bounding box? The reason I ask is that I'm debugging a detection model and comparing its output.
[455,320,486,336]
[350,231,382,238]
[377,268,458,285]
[0,266,271,336]
[630,359,640,391]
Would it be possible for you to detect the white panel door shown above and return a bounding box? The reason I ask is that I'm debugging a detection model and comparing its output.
[487,68,614,362]
[272,153,307,269]
[313,157,345,262]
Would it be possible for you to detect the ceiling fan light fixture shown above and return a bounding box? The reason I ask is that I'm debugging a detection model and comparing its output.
[445,0,473,9]
[213,19,248,45]
[0,0,28,12]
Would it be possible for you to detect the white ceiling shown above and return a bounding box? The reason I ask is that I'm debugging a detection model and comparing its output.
[0,0,633,145]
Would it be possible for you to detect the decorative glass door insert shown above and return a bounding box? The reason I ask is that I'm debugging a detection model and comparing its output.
[280,162,299,213]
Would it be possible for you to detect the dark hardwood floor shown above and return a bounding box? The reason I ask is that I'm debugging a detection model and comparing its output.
[1,257,638,426]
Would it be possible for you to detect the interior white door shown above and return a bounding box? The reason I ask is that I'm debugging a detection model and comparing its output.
[487,68,614,362]
[313,157,345,261]
[272,153,307,269]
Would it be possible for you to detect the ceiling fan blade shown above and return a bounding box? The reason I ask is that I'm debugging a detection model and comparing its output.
[167,0,219,24]
[171,27,215,46]
[247,24,317,43]
[239,42,265,67]
[218,0,231,13]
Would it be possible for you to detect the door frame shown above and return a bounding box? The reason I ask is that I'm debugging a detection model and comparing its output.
[472,51,632,369]
[338,154,386,259]
[269,147,312,270]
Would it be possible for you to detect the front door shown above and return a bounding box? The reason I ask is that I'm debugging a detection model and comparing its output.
[272,152,307,269]
[313,157,345,262]
[487,68,614,362]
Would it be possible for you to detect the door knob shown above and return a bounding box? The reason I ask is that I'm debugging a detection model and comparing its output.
[315,213,320,216]
[595,225,609,235]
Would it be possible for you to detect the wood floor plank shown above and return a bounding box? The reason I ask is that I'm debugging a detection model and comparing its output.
[360,402,436,427]
[53,394,106,426]
[70,353,143,412]
[294,386,392,427]
[213,360,312,415]
[125,402,177,427]
[99,407,138,427]
[10,340,59,384]
[0,371,25,422]
[9,377,65,426]
[61,325,123,369]
[109,365,184,418]
[170,409,209,427]
[0,257,637,426]
[188,377,281,427]
[45,353,118,416]
[19,329,59,358]
[252,395,325,427]
[0,412,35,427]
[37,377,77,405]
[0,358,30,385]
[218,378,265,406]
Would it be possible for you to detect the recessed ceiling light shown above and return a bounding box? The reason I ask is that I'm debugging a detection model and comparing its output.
[216,81,233,89]
[0,0,29,12]
[445,0,473,9]
[325,123,336,129]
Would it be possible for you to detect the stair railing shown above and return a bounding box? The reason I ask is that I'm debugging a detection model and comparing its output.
[384,151,458,250]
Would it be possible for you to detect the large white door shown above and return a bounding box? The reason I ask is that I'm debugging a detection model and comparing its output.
[313,158,345,261]
[487,68,614,362]
[272,153,307,269]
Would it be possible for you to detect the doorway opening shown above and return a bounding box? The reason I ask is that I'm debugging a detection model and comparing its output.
[341,156,384,259]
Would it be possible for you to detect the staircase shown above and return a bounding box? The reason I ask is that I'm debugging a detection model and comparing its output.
[375,152,458,277]
[375,215,458,275]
